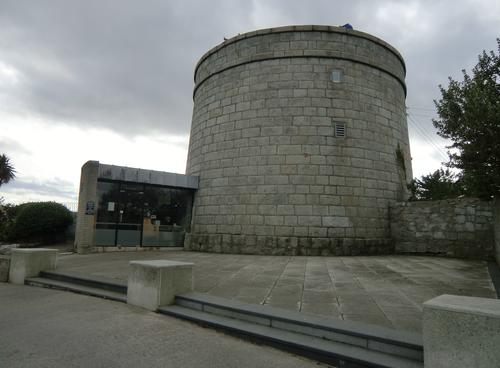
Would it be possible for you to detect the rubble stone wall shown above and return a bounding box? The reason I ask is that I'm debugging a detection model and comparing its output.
[391,198,495,260]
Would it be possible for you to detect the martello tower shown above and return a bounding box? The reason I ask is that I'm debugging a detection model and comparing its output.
[185,25,412,255]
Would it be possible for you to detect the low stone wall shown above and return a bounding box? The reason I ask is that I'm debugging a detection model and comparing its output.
[390,198,494,260]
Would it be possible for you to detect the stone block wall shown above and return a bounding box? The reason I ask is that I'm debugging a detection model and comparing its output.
[390,198,494,260]
[185,25,412,255]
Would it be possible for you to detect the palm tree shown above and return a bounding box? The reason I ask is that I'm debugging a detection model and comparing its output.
[0,154,16,186]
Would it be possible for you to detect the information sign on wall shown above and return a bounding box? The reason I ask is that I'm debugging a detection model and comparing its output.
[85,201,95,215]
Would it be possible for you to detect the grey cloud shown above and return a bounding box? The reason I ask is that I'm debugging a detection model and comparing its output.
[0,0,498,141]
[0,177,76,201]
[0,137,31,155]
[0,0,252,135]
[252,0,499,111]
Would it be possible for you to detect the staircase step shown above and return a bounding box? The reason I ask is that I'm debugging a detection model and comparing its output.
[39,270,127,294]
[174,292,422,362]
[25,277,127,303]
[159,305,423,368]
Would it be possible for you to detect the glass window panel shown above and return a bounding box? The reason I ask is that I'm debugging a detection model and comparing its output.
[171,188,194,230]
[330,69,343,83]
[96,181,120,224]
[94,229,116,246]
[118,187,143,225]
[116,227,141,246]
[143,185,194,247]
[94,181,194,248]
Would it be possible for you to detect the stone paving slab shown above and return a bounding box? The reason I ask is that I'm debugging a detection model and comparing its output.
[0,283,321,368]
[56,251,497,333]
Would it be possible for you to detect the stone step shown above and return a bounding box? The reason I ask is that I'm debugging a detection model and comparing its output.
[39,270,127,294]
[173,292,423,363]
[159,304,423,368]
[23,271,423,368]
[25,277,127,303]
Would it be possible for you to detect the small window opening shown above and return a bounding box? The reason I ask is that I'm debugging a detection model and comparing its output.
[335,122,346,137]
[330,69,343,83]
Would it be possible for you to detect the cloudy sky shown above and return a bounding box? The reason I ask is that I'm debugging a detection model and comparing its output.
[0,0,499,205]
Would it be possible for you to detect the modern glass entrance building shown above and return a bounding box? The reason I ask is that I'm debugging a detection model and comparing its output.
[75,161,198,253]
[94,180,194,247]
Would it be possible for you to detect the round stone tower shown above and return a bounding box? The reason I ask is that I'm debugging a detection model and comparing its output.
[185,25,412,255]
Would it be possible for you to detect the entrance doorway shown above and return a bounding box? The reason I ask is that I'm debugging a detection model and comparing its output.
[94,180,194,247]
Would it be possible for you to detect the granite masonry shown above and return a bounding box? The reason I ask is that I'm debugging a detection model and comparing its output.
[184,25,412,255]
[73,25,499,261]
[390,198,495,260]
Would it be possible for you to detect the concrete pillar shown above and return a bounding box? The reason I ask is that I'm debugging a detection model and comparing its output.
[9,248,58,284]
[423,294,500,368]
[75,160,99,254]
[127,260,193,311]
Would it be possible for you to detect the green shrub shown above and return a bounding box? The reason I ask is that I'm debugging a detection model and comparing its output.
[0,201,17,242]
[8,202,73,244]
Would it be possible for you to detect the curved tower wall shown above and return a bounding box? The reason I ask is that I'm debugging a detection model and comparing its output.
[185,25,412,255]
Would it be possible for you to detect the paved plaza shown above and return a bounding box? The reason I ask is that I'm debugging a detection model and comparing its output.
[0,283,320,368]
[56,250,497,333]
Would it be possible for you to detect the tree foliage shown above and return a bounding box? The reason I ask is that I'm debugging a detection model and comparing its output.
[433,39,500,199]
[0,201,17,242]
[408,168,463,201]
[2,202,73,244]
[0,154,16,186]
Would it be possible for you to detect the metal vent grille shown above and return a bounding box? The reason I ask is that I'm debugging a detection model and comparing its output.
[335,123,346,137]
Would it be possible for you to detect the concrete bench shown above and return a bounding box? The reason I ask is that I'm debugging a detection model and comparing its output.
[423,294,500,368]
[9,248,58,284]
[127,260,193,311]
